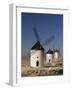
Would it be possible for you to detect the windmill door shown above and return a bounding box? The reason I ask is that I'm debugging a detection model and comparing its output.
[36,61,39,67]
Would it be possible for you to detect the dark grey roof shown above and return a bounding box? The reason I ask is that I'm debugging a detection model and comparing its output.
[31,41,44,51]
[47,49,53,54]
[54,49,60,52]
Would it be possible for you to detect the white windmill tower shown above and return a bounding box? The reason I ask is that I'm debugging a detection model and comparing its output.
[46,49,53,64]
[53,49,60,62]
[30,41,44,67]
[30,28,44,67]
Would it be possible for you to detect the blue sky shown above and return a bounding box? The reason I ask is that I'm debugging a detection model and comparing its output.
[21,13,63,56]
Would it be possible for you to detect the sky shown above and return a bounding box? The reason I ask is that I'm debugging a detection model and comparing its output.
[21,12,63,56]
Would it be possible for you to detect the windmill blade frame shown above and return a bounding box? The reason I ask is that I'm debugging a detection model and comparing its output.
[33,27,41,42]
[43,35,55,46]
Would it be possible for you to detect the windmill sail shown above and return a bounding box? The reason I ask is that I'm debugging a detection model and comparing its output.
[33,27,41,42]
[43,35,55,45]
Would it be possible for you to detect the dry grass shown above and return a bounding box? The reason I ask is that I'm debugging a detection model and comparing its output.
[21,66,63,76]
[21,57,63,77]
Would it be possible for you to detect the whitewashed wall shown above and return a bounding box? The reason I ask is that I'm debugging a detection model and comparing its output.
[46,54,53,63]
[54,52,59,61]
[30,50,44,67]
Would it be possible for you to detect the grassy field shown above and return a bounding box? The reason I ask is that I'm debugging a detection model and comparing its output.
[21,56,63,77]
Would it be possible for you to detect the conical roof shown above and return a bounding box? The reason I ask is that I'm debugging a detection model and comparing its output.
[54,49,59,52]
[31,41,44,51]
[47,49,53,54]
